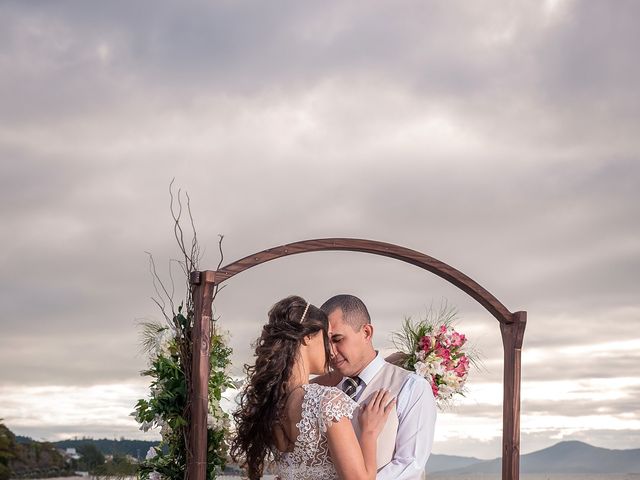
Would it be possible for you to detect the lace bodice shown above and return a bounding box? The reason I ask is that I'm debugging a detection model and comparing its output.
[274,383,358,480]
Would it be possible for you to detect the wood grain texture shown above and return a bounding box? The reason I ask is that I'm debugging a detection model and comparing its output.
[187,276,215,480]
[190,238,527,480]
[501,311,527,480]
[211,237,516,325]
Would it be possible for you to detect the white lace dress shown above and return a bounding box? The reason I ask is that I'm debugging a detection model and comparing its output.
[274,383,358,480]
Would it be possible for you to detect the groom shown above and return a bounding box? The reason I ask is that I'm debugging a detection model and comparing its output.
[318,294,436,480]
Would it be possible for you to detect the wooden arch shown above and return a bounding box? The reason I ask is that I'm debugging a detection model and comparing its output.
[188,238,526,480]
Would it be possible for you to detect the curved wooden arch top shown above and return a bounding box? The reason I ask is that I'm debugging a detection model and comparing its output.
[189,237,527,480]
[201,238,515,325]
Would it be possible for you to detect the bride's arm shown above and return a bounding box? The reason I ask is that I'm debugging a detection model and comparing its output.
[326,390,395,480]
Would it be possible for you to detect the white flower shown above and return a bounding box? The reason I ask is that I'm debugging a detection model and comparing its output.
[438,384,455,399]
[207,401,228,430]
[158,333,172,357]
[207,412,228,430]
[217,329,231,344]
[443,372,461,389]
[425,357,445,377]
[154,414,165,428]
[160,423,173,437]
[149,471,161,480]
[207,413,217,428]
[414,361,430,378]
[146,447,157,460]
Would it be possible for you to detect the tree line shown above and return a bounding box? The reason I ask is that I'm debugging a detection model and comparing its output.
[1,422,159,479]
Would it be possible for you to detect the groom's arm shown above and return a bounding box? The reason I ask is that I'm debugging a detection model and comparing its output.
[376,374,436,480]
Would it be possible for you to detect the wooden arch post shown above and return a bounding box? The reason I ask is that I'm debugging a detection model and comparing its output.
[188,238,526,480]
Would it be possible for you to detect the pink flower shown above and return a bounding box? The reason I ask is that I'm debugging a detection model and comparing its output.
[454,356,469,376]
[394,318,473,404]
[420,335,434,351]
[435,345,451,361]
[450,331,466,347]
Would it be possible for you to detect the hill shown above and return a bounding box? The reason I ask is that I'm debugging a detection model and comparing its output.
[0,424,71,480]
[438,440,640,474]
[426,453,483,473]
[52,438,159,460]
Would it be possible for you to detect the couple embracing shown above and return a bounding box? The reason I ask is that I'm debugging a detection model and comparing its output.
[232,294,437,480]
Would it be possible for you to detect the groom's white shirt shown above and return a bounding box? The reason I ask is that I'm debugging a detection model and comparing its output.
[338,353,437,480]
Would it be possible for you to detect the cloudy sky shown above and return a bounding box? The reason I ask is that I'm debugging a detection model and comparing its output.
[1,0,639,460]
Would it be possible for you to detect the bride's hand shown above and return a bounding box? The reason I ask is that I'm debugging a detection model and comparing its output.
[358,389,396,437]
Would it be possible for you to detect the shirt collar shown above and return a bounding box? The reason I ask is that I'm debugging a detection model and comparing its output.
[357,351,385,386]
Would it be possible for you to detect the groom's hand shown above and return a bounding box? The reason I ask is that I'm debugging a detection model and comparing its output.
[359,389,396,437]
[385,351,409,368]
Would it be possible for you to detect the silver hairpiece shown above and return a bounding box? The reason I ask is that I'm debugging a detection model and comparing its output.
[300,303,311,323]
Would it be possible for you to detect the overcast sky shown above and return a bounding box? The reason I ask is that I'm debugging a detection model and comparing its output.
[1,0,639,460]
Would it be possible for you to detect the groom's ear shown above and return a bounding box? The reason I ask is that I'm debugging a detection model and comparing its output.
[362,323,374,341]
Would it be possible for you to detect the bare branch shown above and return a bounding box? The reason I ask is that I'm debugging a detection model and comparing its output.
[146,251,175,322]
[216,234,225,270]
[185,191,201,272]
[142,181,229,480]
[212,235,226,304]
[167,258,177,302]
[170,180,190,276]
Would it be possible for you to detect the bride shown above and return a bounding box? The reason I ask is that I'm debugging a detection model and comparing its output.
[231,295,395,480]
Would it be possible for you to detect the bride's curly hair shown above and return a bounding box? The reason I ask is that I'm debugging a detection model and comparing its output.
[231,295,330,480]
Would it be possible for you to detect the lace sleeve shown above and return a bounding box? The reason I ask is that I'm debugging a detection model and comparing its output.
[318,386,358,433]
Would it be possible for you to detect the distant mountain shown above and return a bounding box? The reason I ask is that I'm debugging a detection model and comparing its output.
[52,438,159,460]
[440,440,640,475]
[426,453,483,473]
[14,435,34,445]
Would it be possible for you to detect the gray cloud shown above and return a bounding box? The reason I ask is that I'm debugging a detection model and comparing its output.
[1,0,639,456]
[453,391,640,419]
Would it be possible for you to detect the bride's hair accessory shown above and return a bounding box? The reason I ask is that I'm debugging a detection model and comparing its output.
[300,303,311,323]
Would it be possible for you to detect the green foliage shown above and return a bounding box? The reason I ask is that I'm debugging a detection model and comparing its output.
[0,423,15,480]
[93,453,138,477]
[392,301,458,370]
[206,332,234,480]
[52,438,158,459]
[0,422,71,479]
[134,328,189,480]
[133,311,233,480]
[0,463,10,480]
[77,443,105,472]
[137,194,231,480]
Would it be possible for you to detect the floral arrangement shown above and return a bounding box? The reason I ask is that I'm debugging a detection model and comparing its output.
[132,307,234,480]
[391,303,474,407]
[132,186,234,480]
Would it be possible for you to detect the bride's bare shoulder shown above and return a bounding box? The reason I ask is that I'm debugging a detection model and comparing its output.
[310,370,343,386]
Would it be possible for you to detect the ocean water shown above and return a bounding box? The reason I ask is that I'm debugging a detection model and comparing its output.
[429,476,639,480]
[31,475,638,480]
[218,475,640,479]
[222,475,639,479]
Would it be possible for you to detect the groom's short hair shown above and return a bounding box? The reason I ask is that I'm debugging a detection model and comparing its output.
[321,294,371,330]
